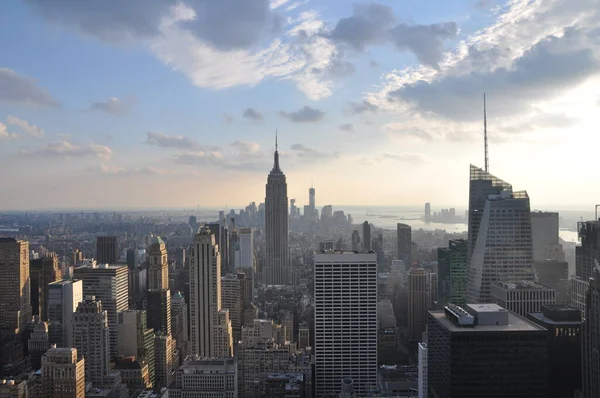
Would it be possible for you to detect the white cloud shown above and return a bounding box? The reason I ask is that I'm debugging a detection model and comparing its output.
[145,131,218,151]
[6,116,44,138]
[21,141,113,158]
[0,122,19,140]
[96,163,169,175]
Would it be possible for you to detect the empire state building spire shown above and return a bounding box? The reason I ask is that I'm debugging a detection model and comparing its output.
[273,130,281,172]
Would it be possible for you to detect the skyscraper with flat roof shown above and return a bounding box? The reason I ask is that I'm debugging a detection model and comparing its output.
[0,238,31,336]
[314,251,378,396]
[397,223,412,268]
[30,252,62,320]
[238,228,254,269]
[437,239,467,307]
[265,138,289,285]
[48,279,83,348]
[408,267,428,341]
[362,221,371,253]
[96,236,118,265]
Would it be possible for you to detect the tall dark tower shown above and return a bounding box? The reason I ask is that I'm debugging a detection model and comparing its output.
[265,133,289,285]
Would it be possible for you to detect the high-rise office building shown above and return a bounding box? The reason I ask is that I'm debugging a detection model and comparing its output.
[221,274,243,349]
[96,236,118,265]
[534,260,569,304]
[29,321,51,370]
[362,221,371,253]
[583,267,600,398]
[147,237,171,336]
[265,139,289,286]
[72,296,110,385]
[208,223,230,275]
[321,205,333,220]
[189,227,233,358]
[171,292,189,363]
[531,212,564,262]
[309,187,315,211]
[42,347,86,398]
[48,279,83,348]
[154,333,175,391]
[0,238,32,336]
[117,310,155,387]
[418,342,427,398]
[314,252,378,397]
[437,239,467,307]
[30,252,62,320]
[73,264,128,357]
[576,220,600,282]
[428,304,548,397]
[467,187,535,303]
[424,203,431,222]
[527,305,582,398]
[408,267,428,341]
[491,280,556,317]
[238,228,254,269]
[569,276,589,316]
[396,223,412,268]
[351,230,360,252]
[169,357,237,398]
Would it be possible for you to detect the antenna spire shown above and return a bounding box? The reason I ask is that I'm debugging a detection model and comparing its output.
[275,129,278,152]
[484,93,489,173]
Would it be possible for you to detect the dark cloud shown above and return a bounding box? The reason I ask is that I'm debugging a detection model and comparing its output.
[279,106,325,123]
[88,97,134,116]
[24,0,280,50]
[0,68,59,107]
[242,108,264,122]
[345,100,379,115]
[390,28,600,120]
[327,54,356,76]
[21,141,112,158]
[145,131,218,151]
[329,3,457,68]
[339,123,354,132]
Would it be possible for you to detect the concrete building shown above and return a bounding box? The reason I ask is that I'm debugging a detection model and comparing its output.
[153,333,175,391]
[0,379,28,397]
[576,220,600,282]
[96,236,118,265]
[28,321,50,370]
[491,280,556,317]
[428,303,548,397]
[427,272,438,310]
[42,347,86,398]
[362,221,371,253]
[467,187,535,303]
[297,323,309,351]
[351,230,360,252]
[408,267,428,342]
[169,357,237,398]
[417,342,427,398]
[72,296,110,385]
[534,260,569,304]
[378,300,396,329]
[114,357,150,392]
[30,252,62,320]
[189,227,233,358]
[171,292,189,363]
[72,264,128,357]
[280,311,294,344]
[569,276,589,316]
[221,274,243,348]
[396,223,412,268]
[117,310,156,387]
[583,267,600,398]
[314,251,378,397]
[531,212,564,262]
[264,373,306,398]
[527,305,582,398]
[147,237,171,336]
[47,279,83,348]
[0,238,32,336]
[239,228,254,269]
[437,239,467,307]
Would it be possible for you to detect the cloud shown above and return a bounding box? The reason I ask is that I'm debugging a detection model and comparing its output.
[279,105,325,123]
[370,60,380,67]
[88,97,134,115]
[223,113,235,124]
[0,68,59,107]
[145,131,218,151]
[0,122,19,140]
[380,152,428,164]
[242,108,264,122]
[21,141,113,158]
[389,27,600,121]
[231,140,264,157]
[329,3,457,68]
[339,123,354,132]
[6,116,44,138]
[290,143,340,160]
[345,100,379,115]
[95,163,169,176]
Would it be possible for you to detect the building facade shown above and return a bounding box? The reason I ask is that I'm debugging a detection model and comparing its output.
[396,223,412,268]
[314,252,378,397]
[42,347,86,398]
[30,252,62,320]
[96,236,118,265]
[169,357,237,398]
[490,280,556,317]
[0,238,32,336]
[47,279,83,348]
[583,267,600,398]
[117,310,156,387]
[238,228,254,270]
[437,239,467,308]
[418,342,427,398]
[362,221,371,253]
[171,292,189,363]
[408,267,428,341]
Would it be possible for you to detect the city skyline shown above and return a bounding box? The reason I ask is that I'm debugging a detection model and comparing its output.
[2,0,600,210]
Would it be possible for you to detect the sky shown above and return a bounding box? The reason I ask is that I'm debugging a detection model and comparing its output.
[1,0,599,211]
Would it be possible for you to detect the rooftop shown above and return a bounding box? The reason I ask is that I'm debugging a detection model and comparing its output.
[430,309,545,333]
[493,280,553,290]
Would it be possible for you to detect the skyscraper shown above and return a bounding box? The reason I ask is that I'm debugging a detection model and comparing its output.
[147,237,171,336]
[117,310,155,387]
[408,267,428,341]
[0,238,31,336]
[467,185,535,303]
[424,203,431,222]
[362,221,371,252]
[72,296,110,385]
[437,239,467,307]
[265,137,289,285]
[583,267,600,398]
[238,227,254,269]
[531,212,564,262]
[351,230,360,252]
[221,274,243,349]
[42,347,86,398]
[73,264,129,357]
[48,279,83,348]
[30,252,62,320]
[396,223,412,268]
[96,236,118,265]
[171,292,189,362]
[153,332,175,391]
[314,251,378,396]
[309,186,315,211]
[189,227,233,358]
[576,220,600,282]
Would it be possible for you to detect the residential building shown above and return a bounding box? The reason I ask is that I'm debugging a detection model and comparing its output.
[47,279,83,348]
[397,223,412,268]
[42,347,86,398]
[491,280,556,317]
[96,236,118,265]
[437,239,467,307]
[314,252,378,397]
[0,238,32,336]
[169,357,237,398]
[527,305,582,398]
[428,303,548,397]
[408,267,428,342]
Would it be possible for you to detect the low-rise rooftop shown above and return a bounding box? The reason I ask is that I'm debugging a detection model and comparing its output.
[493,280,552,290]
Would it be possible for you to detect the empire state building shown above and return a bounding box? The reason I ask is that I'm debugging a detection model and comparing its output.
[265,137,289,285]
